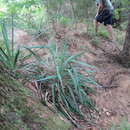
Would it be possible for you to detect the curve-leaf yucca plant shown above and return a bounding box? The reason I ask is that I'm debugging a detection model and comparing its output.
[0,19,20,71]
[27,41,98,126]
[0,17,33,74]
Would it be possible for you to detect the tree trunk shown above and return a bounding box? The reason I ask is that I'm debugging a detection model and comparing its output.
[119,12,130,67]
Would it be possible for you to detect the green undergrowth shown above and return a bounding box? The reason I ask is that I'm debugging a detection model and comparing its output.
[26,42,98,127]
[0,67,70,130]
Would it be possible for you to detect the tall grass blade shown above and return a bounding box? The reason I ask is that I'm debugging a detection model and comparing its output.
[36,75,57,82]
[51,84,56,104]
[65,52,84,65]
[13,49,20,68]
[1,23,11,57]
[0,47,9,61]
[72,60,96,68]
[68,68,78,93]
[11,14,14,56]
[25,47,47,67]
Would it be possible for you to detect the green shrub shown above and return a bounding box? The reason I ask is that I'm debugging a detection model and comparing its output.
[27,41,98,127]
[0,21,20,71]
[0,19,36,80]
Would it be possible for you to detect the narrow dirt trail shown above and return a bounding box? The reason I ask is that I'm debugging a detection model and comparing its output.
[12,27,130,129]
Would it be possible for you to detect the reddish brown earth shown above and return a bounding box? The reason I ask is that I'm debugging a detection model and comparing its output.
[11,25,130,129]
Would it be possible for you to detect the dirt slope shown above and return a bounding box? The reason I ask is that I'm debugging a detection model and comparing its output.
[11,25,130,129]
[64,29,130,129]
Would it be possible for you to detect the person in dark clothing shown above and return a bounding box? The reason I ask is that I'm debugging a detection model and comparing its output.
[94,0,114,40]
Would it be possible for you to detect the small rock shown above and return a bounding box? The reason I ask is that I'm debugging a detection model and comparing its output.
[106,111,111,117]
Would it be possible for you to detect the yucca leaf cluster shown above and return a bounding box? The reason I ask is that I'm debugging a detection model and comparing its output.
[0,19,36,80]
[0,20,20,71]
[27,41,98,126]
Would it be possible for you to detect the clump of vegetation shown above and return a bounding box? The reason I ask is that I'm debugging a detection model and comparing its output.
[27,41,98,127]
[0,21,20,71]
[0,19,38,81]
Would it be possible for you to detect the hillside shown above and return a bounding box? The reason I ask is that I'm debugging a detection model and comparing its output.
[0,65,71,130]
[5,24,130,129]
